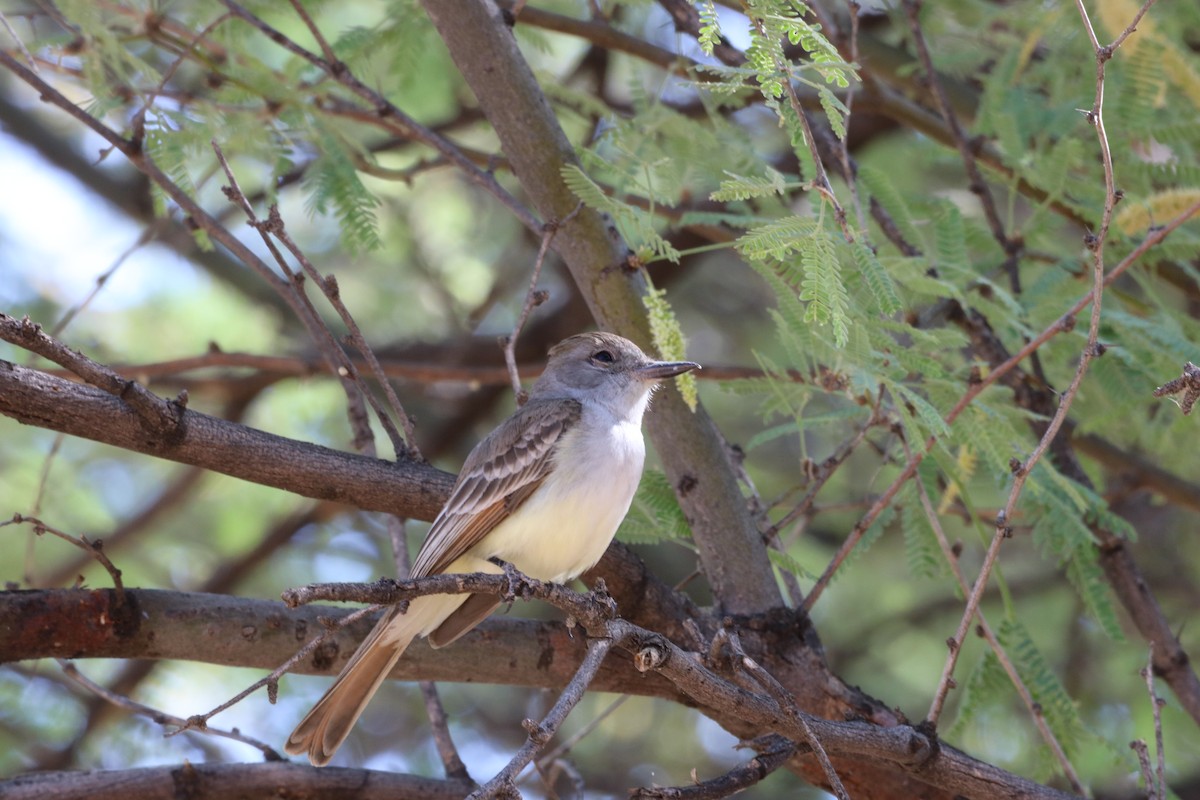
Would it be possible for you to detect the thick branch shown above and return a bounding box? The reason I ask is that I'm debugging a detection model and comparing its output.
[0,762,473,800]
[0,588,681,698]
[3,587,1079,800]
[0,360,452,521]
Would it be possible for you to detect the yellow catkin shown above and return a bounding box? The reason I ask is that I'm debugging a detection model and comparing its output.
[937,445,977,516]
[1115,189,1200,235]
[1097,0,1200,110]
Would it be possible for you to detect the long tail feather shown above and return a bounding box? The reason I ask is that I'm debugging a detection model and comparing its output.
[284,593,462,765]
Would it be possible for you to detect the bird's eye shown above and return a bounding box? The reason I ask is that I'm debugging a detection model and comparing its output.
[591,350,615,364]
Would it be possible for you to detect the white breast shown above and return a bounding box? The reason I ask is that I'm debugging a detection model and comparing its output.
[470,413,646,582]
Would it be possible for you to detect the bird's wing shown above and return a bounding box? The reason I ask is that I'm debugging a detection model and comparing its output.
[409,398,583,579]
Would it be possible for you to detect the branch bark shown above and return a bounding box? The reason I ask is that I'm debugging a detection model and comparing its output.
[0,762,473,800]
[0,588,682,698]
[0,359,453,521]
[2,587,1081,800]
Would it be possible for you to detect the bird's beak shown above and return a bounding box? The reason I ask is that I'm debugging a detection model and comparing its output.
[636,360,700,381]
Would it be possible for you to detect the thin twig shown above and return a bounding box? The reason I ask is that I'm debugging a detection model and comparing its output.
[468,634,615,799]
[287,0,338,64]
[502,202,583,405]
[0,313,186,438]
[209,142,410,458]
[536,694,630,769]
[1140,649,1166,800]
[177,604,381,734]
[48,223,164,338]
[386,517,470,781]
[922,0,1151,771]
[1130,739,1155,800]
[764,402,883,539]
[263,207,423,459]
[630,734,796,799]
[4,514,125,603]
[901,0,1020,267]
[273,2,420,454]
[904,441,1083,792]
[831,0,867,234]
[738,4,851,241]
[420,681,472,781]
[130,11,232,147]
[23,433,64,585]
[57,660,282,760]
[0,11,36,70]
[720,630,847,800]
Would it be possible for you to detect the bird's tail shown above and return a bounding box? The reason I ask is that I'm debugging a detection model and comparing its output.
[285,592,464,766]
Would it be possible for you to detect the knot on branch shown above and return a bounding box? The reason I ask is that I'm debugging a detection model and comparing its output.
[631,632,670,673]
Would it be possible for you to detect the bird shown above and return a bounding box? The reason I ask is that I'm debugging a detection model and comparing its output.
[285,331,699,765]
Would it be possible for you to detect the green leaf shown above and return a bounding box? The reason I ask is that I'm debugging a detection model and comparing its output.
[1065,551,1125,641]
[698,0,722,56]
[736,216,820,260]
[817,85,848,140]
[797,229,850,347]
[643,284,698,411]
[949,650,1010,739]
[561,165,681,263]
[851,241,903,315]
[858,166,922,249]
[711,168,789,202]
[899,481,946,580]
[933,202,968,274]
[768,547,817,581]
[304,129,382,253]
[999,618,1088,759]
[618,469,692,544]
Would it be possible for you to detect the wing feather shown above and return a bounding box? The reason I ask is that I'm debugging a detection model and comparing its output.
[409,398,582,579]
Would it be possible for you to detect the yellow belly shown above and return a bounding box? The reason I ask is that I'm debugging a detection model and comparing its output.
[464,418,645,582]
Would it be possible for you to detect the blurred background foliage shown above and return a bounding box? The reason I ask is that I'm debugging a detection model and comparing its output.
[1,0,1199,797]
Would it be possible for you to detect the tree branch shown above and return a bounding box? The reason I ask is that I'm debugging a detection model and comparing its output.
[0,762,473,800]
[0,359,452,521]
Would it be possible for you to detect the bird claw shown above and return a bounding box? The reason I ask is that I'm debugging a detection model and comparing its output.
[488,556,524,603]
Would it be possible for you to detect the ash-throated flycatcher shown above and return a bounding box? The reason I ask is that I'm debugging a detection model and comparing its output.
[286,332,698,765]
